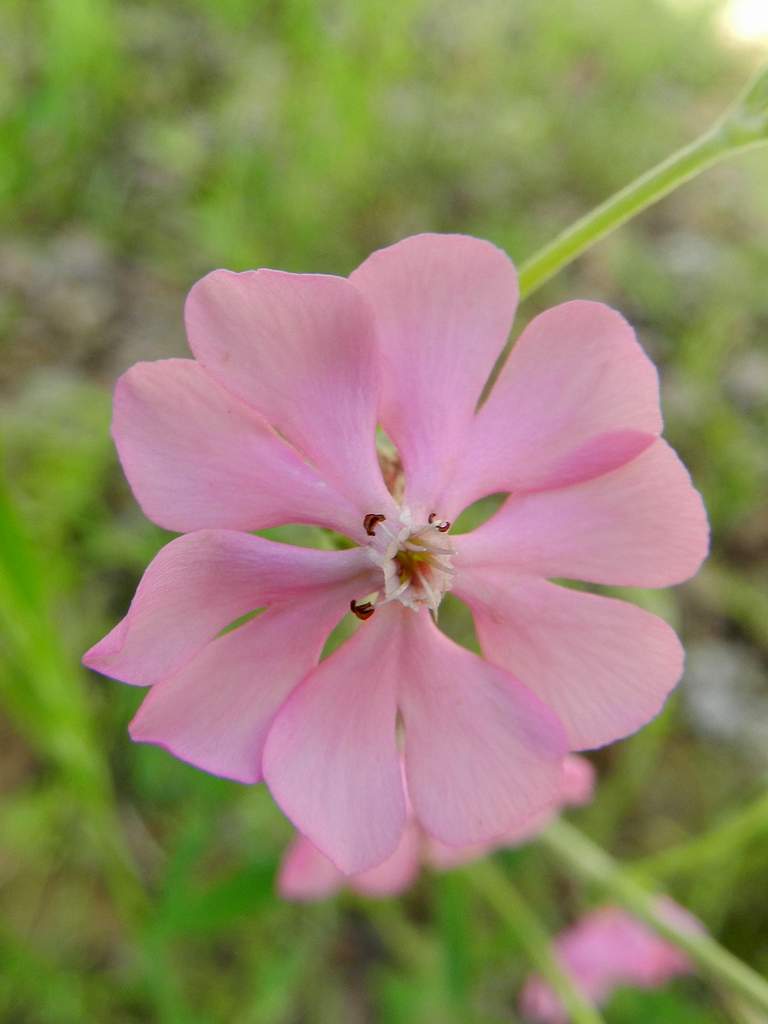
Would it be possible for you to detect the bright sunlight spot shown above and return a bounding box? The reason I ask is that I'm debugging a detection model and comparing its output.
[720,0,768,43]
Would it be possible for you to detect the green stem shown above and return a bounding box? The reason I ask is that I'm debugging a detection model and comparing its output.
[519,62,768,299]
[468,859,606,1024]
[519,127,729,298]
[540,820,768,1014]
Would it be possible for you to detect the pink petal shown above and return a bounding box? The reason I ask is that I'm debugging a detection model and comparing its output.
[185,269,395,534]
[348,820,422,897]
[278,833,346,902]
[426,834,504,871]
[427,756,593,870]
[128,595,343,782]
[113,359,364,535]
[520,902,701,1022]
[278,822,422,901]
[350,234,519,511]
[455,575,684,749]
[561,755,595,807]
[438,302,662,516]
[395,608,568,847]
[262,605,406,875]
[455,439,709,588]
[426,803,559,871]
[83,531,374,686]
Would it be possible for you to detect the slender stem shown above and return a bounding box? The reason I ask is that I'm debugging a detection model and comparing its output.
[468,859,606,1024]
[519,60,768,299]
[540,820,768,1014]
[518,127,732,298]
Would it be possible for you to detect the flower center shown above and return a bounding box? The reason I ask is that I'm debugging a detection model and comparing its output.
[352,508,456,618]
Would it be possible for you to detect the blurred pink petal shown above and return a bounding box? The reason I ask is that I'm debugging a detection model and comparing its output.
[561,755,595,806]
[83,533,373,686]
[351,234,518,511]
[278,834,346,901]
[455,575,684,749]
[113,359,365,535]
[186,269,396,537]
[455,439,709,588]
[349,820,422,897]
[397,608,567,847]
[279,820,422,902]
[438,301,662,517]
[520,901,702,1022]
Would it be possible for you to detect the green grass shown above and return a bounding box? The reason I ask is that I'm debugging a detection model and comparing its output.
[1,1,768,1021]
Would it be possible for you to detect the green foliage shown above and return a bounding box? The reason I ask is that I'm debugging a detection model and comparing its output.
[1,1,767,1021]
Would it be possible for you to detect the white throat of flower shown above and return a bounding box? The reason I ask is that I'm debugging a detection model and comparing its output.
[351,507,456,620]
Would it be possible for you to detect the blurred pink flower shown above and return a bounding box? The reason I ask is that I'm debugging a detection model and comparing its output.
[279,755,594,901]
[520,900,703,1022]
[83,234,708,874]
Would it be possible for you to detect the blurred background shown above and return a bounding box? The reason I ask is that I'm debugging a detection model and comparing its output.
[1,0,767,1021]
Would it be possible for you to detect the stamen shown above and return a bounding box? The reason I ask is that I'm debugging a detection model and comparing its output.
[389,576,411,601]
[350,599,376,621]
[364,507,456,614]
[428,512,451,533]
[363,513,386,536]
[418,570,438,609]
[406,539,453,556]
[429,559,456,576]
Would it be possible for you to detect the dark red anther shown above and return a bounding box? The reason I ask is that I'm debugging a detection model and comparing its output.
[429,512,451,533]
[350,599,375,621]
[363,513,386,536]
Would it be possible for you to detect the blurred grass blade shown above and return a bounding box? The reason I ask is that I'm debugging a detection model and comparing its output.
[0,465,145,922]
[468,859,606,1024]
[635,791,768,880]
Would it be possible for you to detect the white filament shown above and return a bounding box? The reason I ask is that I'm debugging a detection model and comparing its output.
[365,507,455,614]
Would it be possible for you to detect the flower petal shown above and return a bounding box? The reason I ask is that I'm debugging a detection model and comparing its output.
[426,757,592,870]
[113,359,364,534]
[278,820,421,901]
[350,234,519,511]
[83,531,374,686]
[395,608,567,847]
[561,755,595,806]
[455,575,684,750]
[455,439,709,588]
[278,834,346,902]
[520,902,701,1022]
[263,605,406,875]
[438,301,662,516]
[185,269,395,533]
[348,820,422,898]
[128,595,343,782]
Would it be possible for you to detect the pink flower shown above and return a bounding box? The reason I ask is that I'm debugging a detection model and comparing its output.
[279,755,595,900]
[520,901,703,1022]
[83,234,708,874]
